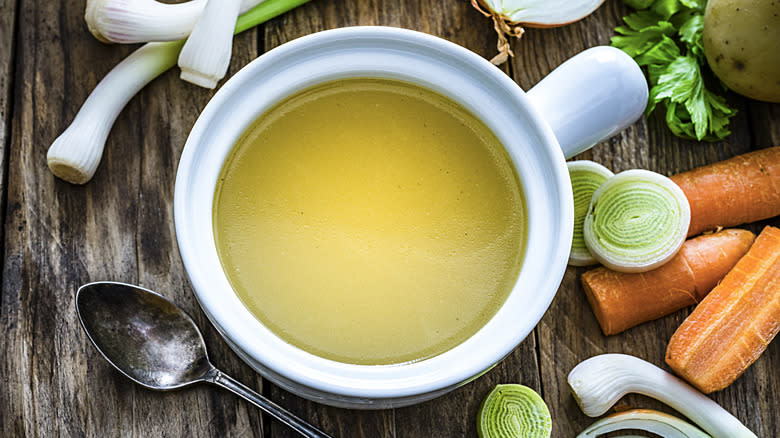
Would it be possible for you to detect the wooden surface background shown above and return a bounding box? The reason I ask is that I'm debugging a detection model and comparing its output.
[1,0,778,436]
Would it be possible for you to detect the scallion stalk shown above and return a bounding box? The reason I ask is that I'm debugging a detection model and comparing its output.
[47,0,311,184]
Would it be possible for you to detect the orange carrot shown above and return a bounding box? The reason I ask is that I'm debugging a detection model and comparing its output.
[671,146,780,237]
[665,226,780,393]
[582,229,755,336]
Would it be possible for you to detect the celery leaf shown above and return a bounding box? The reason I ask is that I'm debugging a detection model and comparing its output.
[611,0,737,142]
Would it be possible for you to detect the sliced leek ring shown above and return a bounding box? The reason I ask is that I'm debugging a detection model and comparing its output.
[477,384,551,438]
[583,169,690,272]
[568,161,614,266]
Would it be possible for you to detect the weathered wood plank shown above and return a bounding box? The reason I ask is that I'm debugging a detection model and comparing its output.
[1,0,140,436]
[1,0,777,437]
[0,0,17,289]
[507,2,779,436]
[0,0,268,436]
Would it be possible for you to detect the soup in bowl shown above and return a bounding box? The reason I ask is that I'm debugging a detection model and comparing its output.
[213,77,526,366]
[174,26,647,408]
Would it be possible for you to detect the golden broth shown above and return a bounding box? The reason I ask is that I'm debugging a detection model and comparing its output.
[213,78,526,365]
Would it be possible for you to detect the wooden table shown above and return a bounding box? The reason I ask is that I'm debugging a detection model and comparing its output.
[1,0,777,436]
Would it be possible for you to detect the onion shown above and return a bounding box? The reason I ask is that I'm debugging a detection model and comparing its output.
[470,0,606,64]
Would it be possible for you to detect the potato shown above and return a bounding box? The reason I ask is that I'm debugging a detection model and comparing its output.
[703,0,780,103]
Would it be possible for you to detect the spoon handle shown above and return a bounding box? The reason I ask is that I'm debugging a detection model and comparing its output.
[210,370,333,438]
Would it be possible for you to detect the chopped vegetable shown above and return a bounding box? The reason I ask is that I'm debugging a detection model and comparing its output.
[583,169,690,272]
[178,0,242,88]
[611,0,737,141]
[568,354,757,438]
[568,161,614,266]
[470,0,605,65]
[85,0,264,44]
[477,384,551,438]
[670,146,780,237]
[577,409,710,438]
[47,0,311,184]
[666,226,780,393]
[581,228,754,335]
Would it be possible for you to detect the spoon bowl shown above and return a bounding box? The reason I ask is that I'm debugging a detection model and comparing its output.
[76,281,331,438]
[77,282,213,390]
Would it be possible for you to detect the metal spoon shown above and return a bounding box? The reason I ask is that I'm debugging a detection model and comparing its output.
[76,281,332,438]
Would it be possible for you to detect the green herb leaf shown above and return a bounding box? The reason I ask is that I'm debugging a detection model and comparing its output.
[678,14,704,60]
[652,56,737,140]
[611,12,676,58]
[651,0,686,19]
[613,0,737,142]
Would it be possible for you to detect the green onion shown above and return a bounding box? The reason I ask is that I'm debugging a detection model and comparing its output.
[568,354,757,438]
[85,0,264,44]
[477,384,551,438]
[47,0,311,184]
[568,161,614,266]
[583,169,690,272]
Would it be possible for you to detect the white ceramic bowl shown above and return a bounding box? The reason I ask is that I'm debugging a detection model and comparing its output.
[174,26,647,409]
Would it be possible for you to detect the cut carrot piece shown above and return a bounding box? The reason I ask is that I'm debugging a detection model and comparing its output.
[582,229,755,336]
[665,226,780,393]
[671,146,780,237]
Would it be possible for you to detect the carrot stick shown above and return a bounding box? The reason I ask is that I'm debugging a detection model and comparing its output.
[665,226,780,393]
[581,229,755,336]
[671,146,780,237]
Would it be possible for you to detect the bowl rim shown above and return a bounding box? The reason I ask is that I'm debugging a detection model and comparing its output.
[174,25,573,400]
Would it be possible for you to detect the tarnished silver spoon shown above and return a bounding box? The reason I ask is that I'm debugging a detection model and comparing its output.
[76,281,332,438]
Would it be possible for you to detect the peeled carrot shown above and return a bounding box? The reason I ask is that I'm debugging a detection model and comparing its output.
[665,226,780,393]
[581,229,755,336]
[671,146,780,237]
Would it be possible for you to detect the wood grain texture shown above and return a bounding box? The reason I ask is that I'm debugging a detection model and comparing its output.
[511,2,779,436]
[0,0,17,273]
[0,0,265,436]
[0,0,778,437]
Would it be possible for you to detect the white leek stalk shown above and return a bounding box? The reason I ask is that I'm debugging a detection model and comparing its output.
[568,161,613,266]
[583,169,690,272]
[85,0,264,44]
[178,0,242,89]
[470,0,605,64]
[48,0,311,184]
[47,42,182,184]
[577,409,711,438]
[568,354,757,438]
[477,384,551,438]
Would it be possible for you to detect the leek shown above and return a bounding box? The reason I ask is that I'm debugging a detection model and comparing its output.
[583,169,690,272]
[568,354,757,438]
[568,160,614,266]
[47,0,311,184]
[477,384,551,438]
[577,409,711,438]
[85,0,264,44]
[178,0,242,89]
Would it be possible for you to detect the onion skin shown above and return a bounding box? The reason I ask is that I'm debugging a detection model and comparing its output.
[471,0,606,64]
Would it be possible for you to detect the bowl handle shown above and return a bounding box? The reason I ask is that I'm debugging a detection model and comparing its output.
[526,46,648,159]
